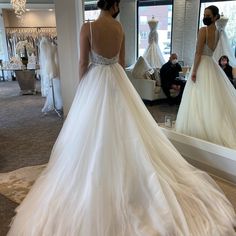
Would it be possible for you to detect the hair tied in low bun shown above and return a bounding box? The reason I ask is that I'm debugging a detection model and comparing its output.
[97,0,120,11]
[97,0,107,10]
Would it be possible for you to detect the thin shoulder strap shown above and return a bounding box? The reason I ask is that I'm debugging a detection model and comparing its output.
[205,27,208,45]
[214,29,219,47]
[89,22,93,49]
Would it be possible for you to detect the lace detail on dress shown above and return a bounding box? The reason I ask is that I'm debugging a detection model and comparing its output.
[202,28,219,56]
[148,20,158,44]
[90,50,119,65]
[202,44,214,56]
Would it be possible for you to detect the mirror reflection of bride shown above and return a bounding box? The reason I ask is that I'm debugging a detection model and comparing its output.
[176,5,236,149]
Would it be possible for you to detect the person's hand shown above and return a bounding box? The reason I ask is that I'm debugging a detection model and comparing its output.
[191,72,196,83]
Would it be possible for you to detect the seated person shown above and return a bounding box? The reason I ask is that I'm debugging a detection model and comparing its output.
[218,55,235,87]
[160,53,186,105]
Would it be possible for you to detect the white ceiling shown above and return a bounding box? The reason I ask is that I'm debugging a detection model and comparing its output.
[0,0,95,3]
[0,0,96,9]
[0,0,54,9]
[0,0,53,3]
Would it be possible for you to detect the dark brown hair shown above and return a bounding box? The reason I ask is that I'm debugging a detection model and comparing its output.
[218,55,229,65]
[97,0,120,10]
[206,5,220,20]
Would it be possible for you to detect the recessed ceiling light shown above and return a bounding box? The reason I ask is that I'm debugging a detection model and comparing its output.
[48,9,54,11]
[26,9,30,12]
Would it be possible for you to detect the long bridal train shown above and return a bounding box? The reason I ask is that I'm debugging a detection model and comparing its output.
[7,55,236,235]
[160,125,236,183]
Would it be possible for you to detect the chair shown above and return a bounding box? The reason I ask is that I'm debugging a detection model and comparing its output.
[126,68,168,101]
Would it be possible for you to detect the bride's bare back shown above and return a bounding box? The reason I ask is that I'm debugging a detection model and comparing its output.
[79,15,125,79]
[90,17,124,58]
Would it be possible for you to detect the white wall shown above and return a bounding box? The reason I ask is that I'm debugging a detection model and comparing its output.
[172,0,186,60]
[2,9,56,27]
[119,0,137,67]
[54,0,84,115]
[172,0,200,66]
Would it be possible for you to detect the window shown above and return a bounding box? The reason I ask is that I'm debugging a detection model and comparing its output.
[137,0,173,60]
[84,0,100,21]
[200,0,236,57]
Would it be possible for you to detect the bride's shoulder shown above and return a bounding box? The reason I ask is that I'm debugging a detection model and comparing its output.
[81,22,90,30]
[198,27,207,36]
[80,22,91,35]
[113,20,124,33]
[199,26,207,32]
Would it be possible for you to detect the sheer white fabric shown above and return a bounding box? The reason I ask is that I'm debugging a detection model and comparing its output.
[40,37,63,113]
[39,38,51,97]
[7,50,236,235]
[213,16,236,67]
[41,78,63,113]
[176,28,236,149]
[143,19,165,68]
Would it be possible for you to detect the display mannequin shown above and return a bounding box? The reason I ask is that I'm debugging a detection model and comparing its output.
[213,14,236,67]
[143,16,165,68]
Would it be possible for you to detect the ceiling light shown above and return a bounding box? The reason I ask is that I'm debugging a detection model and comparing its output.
[11,0,26,18]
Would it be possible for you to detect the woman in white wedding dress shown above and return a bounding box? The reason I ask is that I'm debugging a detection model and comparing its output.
[8,1,236,235]
[143,16,165,68]
[176,5,236,149]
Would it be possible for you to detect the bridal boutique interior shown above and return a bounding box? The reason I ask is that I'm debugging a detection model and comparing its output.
[0,0,236,235]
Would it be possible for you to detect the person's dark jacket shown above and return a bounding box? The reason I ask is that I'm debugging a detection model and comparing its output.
[160,61,182,89]
[222,64,233,82]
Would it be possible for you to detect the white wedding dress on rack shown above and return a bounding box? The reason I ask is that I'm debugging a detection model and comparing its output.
[143,17,165,68]
[39,38,51,97]
[213,15,236,67]
[39,37,63,113]
[7,24,236,236]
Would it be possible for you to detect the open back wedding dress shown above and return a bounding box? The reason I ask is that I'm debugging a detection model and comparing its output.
[176,27,236,149]
[7,23,236,236]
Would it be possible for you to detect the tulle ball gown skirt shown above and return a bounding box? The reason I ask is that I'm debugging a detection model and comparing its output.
[8,62,236,235]
[176,55,236,149]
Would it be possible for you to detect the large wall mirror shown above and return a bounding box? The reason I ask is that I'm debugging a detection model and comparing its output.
[81,0,236,151]
[199,0,236,55]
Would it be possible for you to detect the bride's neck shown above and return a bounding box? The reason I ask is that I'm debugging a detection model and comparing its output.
[207,24,216,29]
[99,10,113,19]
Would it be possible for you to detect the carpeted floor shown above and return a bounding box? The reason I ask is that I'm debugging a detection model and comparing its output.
[0,81,235,235]
[0,81,63,235]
